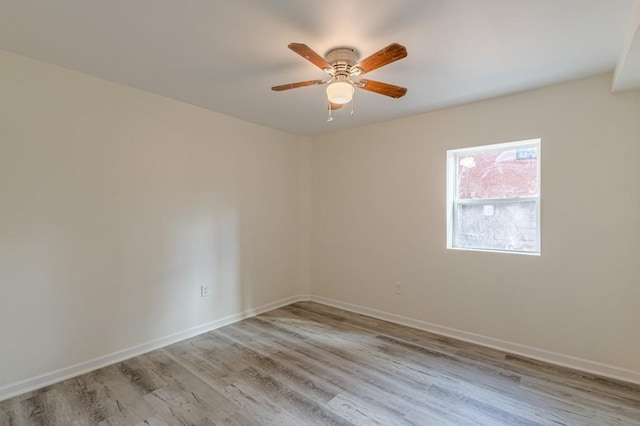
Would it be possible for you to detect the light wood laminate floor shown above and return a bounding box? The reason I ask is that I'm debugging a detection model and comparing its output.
[1,301,639,425]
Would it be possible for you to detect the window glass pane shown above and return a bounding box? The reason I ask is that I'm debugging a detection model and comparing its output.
[456,201,537,252]
[457,147,538,200]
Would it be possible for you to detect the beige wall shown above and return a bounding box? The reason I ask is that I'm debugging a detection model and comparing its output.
[312,74,640,373]
[0,50,310,388]
[1,48,639,392]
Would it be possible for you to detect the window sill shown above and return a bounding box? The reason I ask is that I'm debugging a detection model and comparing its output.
[446,246,541,256]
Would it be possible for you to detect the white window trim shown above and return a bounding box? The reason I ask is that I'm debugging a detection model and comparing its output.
[446,138,541,255]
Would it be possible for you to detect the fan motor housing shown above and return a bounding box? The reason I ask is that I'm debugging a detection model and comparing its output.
[325,47,359,69]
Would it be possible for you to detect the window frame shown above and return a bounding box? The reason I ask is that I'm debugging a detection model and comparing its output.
[446,138,541,255]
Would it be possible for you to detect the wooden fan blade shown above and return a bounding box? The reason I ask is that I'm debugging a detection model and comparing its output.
[271,80,325,91]
[328,102,344,110]
[288,43,332,71]
[353,43,407,74]
[357,79,407,98]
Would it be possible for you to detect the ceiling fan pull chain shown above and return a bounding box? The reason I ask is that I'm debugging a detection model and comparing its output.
[351,96,355,116]
[327,103,334,122]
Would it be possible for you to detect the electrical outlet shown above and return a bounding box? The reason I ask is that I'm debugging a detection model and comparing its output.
[394,283,402,295]
[201,285,210,297]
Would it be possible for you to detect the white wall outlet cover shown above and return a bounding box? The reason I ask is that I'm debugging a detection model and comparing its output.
[200,286,210,297]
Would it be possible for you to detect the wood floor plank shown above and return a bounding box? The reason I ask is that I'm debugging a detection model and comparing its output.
[133,415,171,426]
[1,301,639,425]
[238,316,532,424]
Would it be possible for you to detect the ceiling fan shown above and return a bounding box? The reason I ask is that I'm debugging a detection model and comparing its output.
[272,43,408,117]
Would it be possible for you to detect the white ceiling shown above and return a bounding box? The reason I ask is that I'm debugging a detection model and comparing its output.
[0,0,638,136]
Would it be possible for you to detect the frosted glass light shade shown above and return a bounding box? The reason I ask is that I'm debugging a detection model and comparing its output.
[326,81,354,104]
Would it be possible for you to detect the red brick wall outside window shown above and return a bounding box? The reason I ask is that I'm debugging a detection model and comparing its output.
[458,149,537,200]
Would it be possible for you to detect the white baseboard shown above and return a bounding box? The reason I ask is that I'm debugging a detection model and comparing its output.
[0,294,310,402]
[310,295,640,386]
[3,292,637,402]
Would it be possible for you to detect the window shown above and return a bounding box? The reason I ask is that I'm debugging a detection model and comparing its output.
[446,139,540,255]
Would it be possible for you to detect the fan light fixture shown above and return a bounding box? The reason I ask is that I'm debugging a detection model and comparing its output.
[326,81,354,104]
